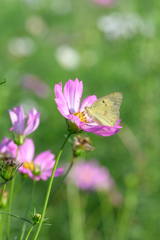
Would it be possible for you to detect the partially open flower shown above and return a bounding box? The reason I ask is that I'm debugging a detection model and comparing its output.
[8,105,40,145]
[54,78,122,136]
[18,138,63,181]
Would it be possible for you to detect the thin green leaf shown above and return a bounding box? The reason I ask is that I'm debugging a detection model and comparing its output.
[0,212,33,225]
[0,78,6,85]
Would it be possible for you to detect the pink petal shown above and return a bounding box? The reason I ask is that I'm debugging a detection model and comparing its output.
[55,98,70,117]
[64,78,83,114]
[81,124,104,132]
[8,110,18,126]
[7,141,18,157]
[9,106,26,134]
[82,117,122,136]
[23,108,40,135]
[54,83,69,116]
[19,166,33,178]
[54,167,64,177]
[54,82,62,98]
[39,167,63,181]
[0,137,11,152]
[69,114,82,128]
[18,138,35,163]
[93,128,120,137]
[34,151,55,171]
[0,137,17,157]
[80,95,97,111]
[40,170,52,180]
[35,176,41,181]
[114,119,122,128]
[91,120,122,136]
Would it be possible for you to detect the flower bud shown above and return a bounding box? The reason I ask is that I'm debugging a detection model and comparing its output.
[74,148,84,157]
[0,155,22,182]
[73,135,95,157]
[0,162,18,181]
[32,213,41,224]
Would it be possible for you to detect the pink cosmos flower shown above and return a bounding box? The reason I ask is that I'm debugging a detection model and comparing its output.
[67,159,123,205]
[93,0,116,6]
[8,105,40,144]
[18,138,63,181]
[22,74,51,98]
[54,78,122,136]
[0,137,17,157]
[67,159,114,191]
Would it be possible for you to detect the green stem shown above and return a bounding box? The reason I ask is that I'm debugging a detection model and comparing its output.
[0,184,6,204]
[0,213,6,239]
[49,156,75,201]
[67,183,85,240]
[98,192,114,240]
[6,145,19,240]
[32,133,72,240]
[6,178,15,240]
[0,184,7,238]
[20,179,36,240]
[24,224,35,240]
[111,174,138,240]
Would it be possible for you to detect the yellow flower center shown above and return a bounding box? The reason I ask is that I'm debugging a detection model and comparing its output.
[73,111,87,123]
[23,162,34,171]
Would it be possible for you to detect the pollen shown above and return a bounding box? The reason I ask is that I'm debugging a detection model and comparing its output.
[73,111,88,123]
[23,161,34,171]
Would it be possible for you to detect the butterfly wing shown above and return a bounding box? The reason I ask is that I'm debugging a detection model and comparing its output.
[86,92,123,127]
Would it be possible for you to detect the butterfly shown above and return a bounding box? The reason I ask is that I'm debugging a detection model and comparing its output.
[85,92,123,127]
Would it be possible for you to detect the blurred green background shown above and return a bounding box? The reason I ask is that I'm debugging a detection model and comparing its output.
[0,0,160,239]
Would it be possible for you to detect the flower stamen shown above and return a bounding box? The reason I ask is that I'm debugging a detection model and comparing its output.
[73,111,87,123]
[23,162,34,171]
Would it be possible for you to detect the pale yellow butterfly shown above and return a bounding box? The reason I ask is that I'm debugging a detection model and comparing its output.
[85,92,123,127]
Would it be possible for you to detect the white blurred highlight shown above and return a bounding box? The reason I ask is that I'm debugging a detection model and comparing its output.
[8,37,35,57]
[25,16,48,36]
[55,45,80,70]
[97,12,155,40]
